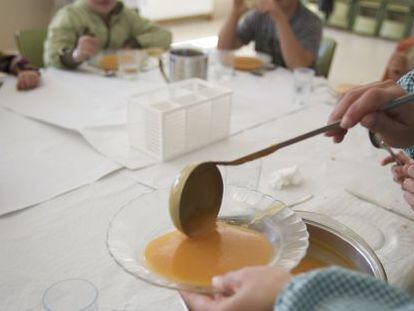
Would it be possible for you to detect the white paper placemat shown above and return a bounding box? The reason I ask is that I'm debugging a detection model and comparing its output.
[79,69,336,169]
[126,103,413,220]
[0,68,337,170]
[0,68,160,130]
[0,109,120,215]
[0,171,182,310]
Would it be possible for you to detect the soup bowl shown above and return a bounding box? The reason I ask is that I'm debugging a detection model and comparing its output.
[107,186,309,293]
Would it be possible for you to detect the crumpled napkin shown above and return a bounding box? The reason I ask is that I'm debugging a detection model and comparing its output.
[269,165,303,190]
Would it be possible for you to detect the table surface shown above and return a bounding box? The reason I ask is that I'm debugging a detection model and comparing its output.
[1,55,414,310]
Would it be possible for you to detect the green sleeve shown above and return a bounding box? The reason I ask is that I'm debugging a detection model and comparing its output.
[44,7,81,69]
[127,11,172,49]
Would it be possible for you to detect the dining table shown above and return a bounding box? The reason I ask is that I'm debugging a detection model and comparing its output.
[1,39,414,310]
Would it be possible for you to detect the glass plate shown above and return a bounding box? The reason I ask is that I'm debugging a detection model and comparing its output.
[107,186,309,293]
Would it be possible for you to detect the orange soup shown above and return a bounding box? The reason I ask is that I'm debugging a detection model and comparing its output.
[99,55,118,71]
[292,240,355,275]
[145,222,273,286]
[292,256,328,275]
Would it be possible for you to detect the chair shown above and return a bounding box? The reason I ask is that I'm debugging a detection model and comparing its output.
[316,37,337,78]
[379,1,413,40]
[15,29,48,68]
[327,0,356,29]
[352,0,382,36]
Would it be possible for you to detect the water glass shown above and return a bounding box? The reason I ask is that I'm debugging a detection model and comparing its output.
[293,68,315,104]
[117,49,140,80]
[42,279,98,311]
[224,160,262,190]
[209,50,235,82]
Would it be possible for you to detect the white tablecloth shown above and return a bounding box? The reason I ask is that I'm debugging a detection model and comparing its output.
[1,68,335,169]
[2,107,413,309]
[1,64,414,310]
[126,103,413,220]
[0,69,159,129]
[0,171,182,310]
[0,108,120,215]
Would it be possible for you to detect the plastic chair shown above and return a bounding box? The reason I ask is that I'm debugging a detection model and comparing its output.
[379,1,413,40]
[380,19,406,40]
[316,37,337,78]
[327,0,355,29]
[15,29,48,68]
[352,0,382,36]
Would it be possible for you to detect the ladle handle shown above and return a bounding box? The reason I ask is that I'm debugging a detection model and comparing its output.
[380,93,414,111]
[216,93,414,166]
[216,121,341,166]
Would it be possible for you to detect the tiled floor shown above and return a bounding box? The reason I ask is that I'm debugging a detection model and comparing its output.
[164,17,396,87]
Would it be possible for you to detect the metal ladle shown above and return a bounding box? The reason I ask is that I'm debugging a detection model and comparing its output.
[170,93,414,237]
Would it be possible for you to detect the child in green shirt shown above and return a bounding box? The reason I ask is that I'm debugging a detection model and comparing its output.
[44,0,172,69]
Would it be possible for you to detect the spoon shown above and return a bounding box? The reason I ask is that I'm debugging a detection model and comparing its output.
[170,93,414,237]
[369,131,403,165]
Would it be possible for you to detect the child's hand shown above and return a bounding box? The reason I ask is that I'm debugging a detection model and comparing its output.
[401,163,414,209]
[255,0,284,20]
[386,52,407,82]
[17,70,40,91]
[382,151,414,210]
[381,151,412,184]
[180,266,291,311]
[72,35,100,63]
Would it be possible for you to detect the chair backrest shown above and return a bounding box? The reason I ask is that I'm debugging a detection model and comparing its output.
[316,37,337,78]
[15,29,48,68]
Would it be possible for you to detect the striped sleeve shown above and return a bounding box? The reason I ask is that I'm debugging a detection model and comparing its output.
[275,267,414,311]
[397,70,414,159]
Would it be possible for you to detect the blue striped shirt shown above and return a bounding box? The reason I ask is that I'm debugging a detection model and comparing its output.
[397,70,414,158]
[276,267,414,310]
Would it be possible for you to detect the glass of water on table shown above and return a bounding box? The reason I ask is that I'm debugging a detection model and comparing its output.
[293,67,315,105]
[117,49,141,80]
[209,49,235,82]
[42,279,98,311]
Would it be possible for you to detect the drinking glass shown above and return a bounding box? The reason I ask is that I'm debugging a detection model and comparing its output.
[293,68,315,105]
[209,50,235,82]
[117,49,140,80]
[224,160,262,190]
[42,279,98,311]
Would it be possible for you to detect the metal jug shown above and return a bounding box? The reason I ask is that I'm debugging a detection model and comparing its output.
[159,48,208,83]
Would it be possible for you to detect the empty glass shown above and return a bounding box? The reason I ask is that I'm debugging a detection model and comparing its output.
[117,49,141,80]
[42,279,98,311]
[293,68,315,105]
[224,160,263,190]
[209,50,235,82]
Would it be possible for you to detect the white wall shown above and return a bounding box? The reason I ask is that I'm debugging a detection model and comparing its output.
[0,0,54,51]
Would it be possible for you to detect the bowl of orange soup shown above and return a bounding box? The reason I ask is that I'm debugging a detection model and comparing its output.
[107,186,309,293]
[292,211,387,281]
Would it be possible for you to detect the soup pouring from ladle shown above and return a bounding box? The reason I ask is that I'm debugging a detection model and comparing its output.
[170,94,414,237]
